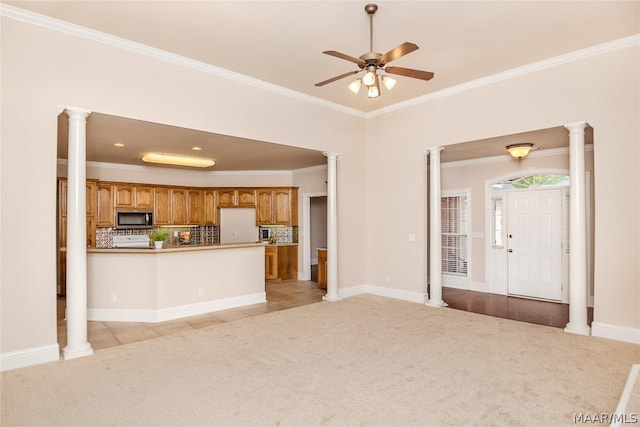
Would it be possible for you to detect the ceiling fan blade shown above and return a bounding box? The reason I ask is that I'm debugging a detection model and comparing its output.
[323,50,366,67]
[315,70,361,87]
[379,42,419,65]
[385,66,434,81]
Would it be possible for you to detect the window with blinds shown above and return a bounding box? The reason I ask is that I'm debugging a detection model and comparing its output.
[490,195,504,248]
[441,194,468,276]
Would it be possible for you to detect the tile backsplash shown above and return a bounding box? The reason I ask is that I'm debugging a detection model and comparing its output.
[96,226,219,248]
[259,225,298,244]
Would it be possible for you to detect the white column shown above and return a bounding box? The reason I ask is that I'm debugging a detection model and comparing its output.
[564,122,591,336]
[63,107,94,360]
[322,152,342,302]
[426,147,447,308]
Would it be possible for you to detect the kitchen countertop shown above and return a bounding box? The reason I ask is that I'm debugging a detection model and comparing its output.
[85,242,266,254]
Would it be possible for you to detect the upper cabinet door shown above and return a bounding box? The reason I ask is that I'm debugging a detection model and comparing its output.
[237,189,256,207]
[96,183,115,227]
[134,186,154,209]
[114,184,134,208]
[203,190,217,225]
[154,187,171,225]
[256,189,274,225]
[216,189,237,208]
[187,189,203,224]
[171,188,188,225]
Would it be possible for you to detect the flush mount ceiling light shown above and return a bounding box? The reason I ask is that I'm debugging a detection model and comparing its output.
[506,143,534,159]
[191,146,203,151]
[113,142,126,148]
[141,152,215,168]
[315,3,434,98]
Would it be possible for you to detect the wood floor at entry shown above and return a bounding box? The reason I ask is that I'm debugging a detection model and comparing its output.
[443,287,593,329]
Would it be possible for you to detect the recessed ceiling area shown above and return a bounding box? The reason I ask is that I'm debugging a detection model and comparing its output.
[57,112,327,172]
[440,126,594,163]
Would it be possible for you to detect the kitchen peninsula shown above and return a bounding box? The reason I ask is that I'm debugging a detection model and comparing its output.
[86,243,266,322]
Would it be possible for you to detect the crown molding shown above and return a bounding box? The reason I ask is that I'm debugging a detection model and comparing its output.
[3,4,636,120]
[368,34,640,118]
[0,4,365,119]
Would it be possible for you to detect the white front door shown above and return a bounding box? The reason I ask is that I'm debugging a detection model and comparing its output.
[507,188,562,301]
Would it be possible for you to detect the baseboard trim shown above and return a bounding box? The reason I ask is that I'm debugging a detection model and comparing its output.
[88,292,267,323]
[0,343,60,372]
[591,322,640,344]
[613,364,640,426]
[339,284,425,304]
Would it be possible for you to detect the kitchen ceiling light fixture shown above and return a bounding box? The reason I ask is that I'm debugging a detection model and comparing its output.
[141,152,215,168]
[113,142,126,148]
[315,4,434,98]
[506,143,534,159]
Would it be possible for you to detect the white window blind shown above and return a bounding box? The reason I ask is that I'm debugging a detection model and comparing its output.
[441,195,468,276]
[490,195,504,248]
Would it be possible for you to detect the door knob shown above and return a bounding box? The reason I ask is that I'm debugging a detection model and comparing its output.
[508,249,513,253]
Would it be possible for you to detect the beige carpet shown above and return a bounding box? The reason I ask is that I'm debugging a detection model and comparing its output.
[1,295,638,426]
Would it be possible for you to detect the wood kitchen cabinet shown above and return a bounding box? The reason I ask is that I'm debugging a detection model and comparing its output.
[170,187,188,225]
[187,189,203,224]
[154,186,172,225]
[96,183,115,227]
[203,189,218,225]
[256,188,298,225]
[264,245,298,280]
[264,246,278,279]
[114,184,154,209]
[317,248,327,289]
[216,188,257,208]
[154,186,203,225]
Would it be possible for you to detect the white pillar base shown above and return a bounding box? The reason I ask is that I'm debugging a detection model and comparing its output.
[63,343,94,360]
[426,300,448,308]
[322,294,343,302]
[564,323,591,336]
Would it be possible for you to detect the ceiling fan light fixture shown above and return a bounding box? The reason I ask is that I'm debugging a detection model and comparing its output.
[367,84,380,98]
[381,75,397,90]
[506,143,534,159]
[362,70,377,86]
[348,78,362,94]
[141,152,215,168]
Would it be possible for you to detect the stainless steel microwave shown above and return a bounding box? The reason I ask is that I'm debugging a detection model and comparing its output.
[115,210,154,229]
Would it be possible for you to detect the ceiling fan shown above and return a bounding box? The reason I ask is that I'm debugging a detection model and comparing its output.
[315,3,434,98]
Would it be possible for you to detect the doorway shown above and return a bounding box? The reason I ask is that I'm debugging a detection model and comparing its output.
[301,192,327,281]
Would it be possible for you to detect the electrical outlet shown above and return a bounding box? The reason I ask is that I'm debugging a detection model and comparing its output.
[384,274,391,284]
[198,288,205,296]
[110,292,117,302]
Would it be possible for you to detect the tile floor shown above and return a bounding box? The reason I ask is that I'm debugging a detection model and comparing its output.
[57,279,326,352]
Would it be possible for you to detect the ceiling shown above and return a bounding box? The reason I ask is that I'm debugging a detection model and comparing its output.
[7,1,635,169]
